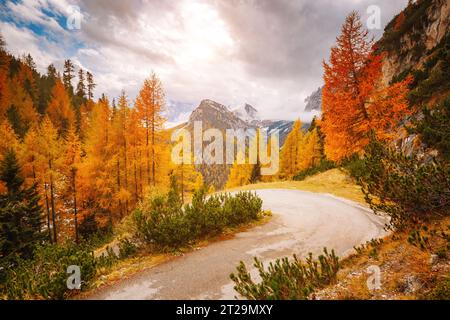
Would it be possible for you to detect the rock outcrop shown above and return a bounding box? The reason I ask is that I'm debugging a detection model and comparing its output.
[379,0,450,86]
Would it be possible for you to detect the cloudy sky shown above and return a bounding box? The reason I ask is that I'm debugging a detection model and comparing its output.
[0,0,408,122]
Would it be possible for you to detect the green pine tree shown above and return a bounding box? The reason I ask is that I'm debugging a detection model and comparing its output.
[6,105,27,138]
[0,150,45,261]
[408,97,450,160]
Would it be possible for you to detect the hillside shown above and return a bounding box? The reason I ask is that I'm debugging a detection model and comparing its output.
[174,99,301,189]
[313,0,450,300]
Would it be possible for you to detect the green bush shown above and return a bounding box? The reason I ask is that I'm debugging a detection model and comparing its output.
[118,238,138,259]
[408,97,450,160]
[1,243,97,299]
[230,248,339,300]
[184,187,226,237]
[96,246,119,270]
[342,155,367,181]
[424,277,450,300]
[133,192,189,249]
[293,159,335,181]
[133,183,263,250]
[353,238,384,259]
[355,138,449,229]
[0,236,127,300]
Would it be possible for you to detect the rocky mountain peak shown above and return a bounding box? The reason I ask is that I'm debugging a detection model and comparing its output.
[232,103,260,123]
[188,99,250,130]
[304,87,322,112]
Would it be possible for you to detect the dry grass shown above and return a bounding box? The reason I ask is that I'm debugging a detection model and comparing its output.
[314,217,450,300]
[227,168,366,205]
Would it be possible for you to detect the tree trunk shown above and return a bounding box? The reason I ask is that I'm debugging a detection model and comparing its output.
[151,111,156,186]
[181,162,184,203]
[134,155,139,203]
[44,181,52,243]
[49,159,57,244]
[72,169,79,244]
[146,119,150,186]
[139,150,143,197]
[117,158,122,218]
[124,136,129,214]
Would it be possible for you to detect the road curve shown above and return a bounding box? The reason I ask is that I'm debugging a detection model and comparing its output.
[88,189,388,300]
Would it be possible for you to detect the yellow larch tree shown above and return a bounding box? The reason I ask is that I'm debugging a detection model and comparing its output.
[321,12,411,162]
[79,97,115,229]
[225,151,254,189]
[279,119,304,179]
[22,124,53,241]
[111,91,132,218]
[0,120,20,194]
[62,128,82,243]
[135,72,166,187]
[127,107,145,202]
[37,116,62,243]
[171,152,203,203]
[298,128,322,170]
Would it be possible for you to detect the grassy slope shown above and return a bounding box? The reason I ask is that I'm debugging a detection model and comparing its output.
[315,216,450,300]
[227,168,366,205]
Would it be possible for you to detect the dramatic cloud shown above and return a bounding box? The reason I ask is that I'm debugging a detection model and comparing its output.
[0,0,408,121]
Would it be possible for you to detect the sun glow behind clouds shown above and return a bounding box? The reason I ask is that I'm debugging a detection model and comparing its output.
[0,0,409,121]
[177,1,235,63]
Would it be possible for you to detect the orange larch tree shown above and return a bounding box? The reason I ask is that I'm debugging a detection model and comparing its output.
[46,79,75,136]
[321,12,411,162]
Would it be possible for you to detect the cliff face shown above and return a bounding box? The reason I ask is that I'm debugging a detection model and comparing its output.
[379,0,449,86]
[377,0,449,154]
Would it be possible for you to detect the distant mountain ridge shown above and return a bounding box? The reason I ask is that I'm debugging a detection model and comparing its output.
[188,99,250,130]
[172,99,309,188]
[185,99,304,144]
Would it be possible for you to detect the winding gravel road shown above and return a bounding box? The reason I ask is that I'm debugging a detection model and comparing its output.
[88,189,388,300]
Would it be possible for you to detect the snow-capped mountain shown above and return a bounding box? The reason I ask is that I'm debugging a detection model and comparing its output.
[184,99,302,144]
[304,87,322,112]
[232,103,260,123]
[171,99,310,189]
[187,99,250,130]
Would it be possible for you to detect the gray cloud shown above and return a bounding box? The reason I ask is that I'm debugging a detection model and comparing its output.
[1,0,408,121]
[214,0,407,83]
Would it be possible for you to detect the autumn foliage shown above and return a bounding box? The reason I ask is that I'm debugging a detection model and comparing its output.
[321,12,411,162]
[0,36,187,244]
[279,120,321,179]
